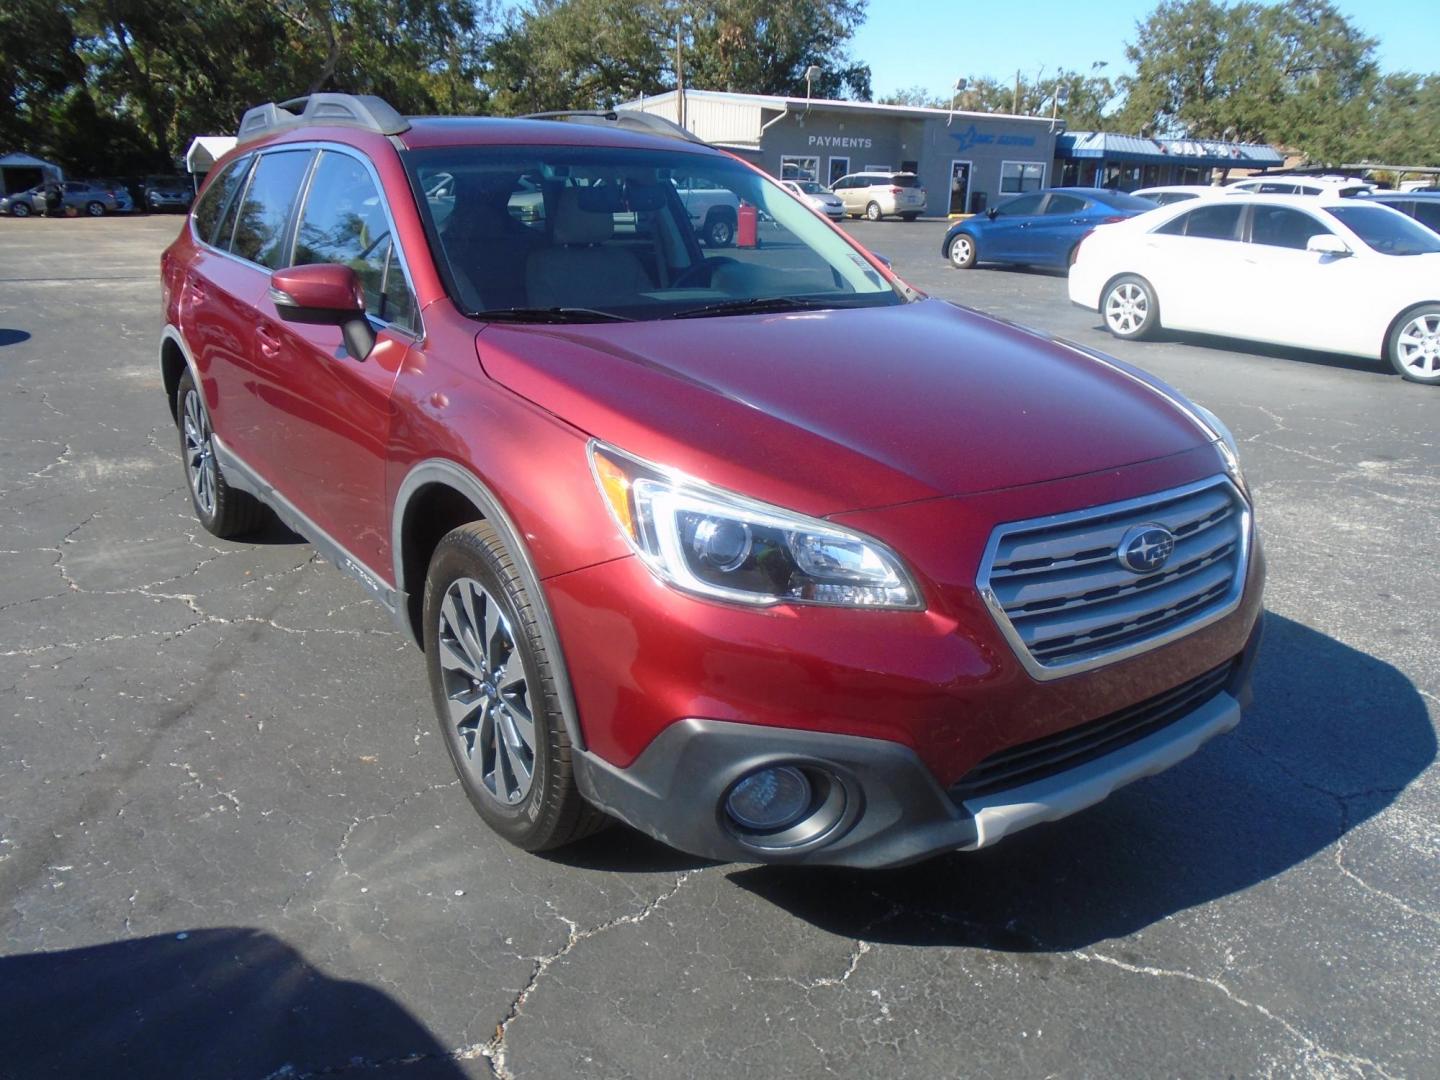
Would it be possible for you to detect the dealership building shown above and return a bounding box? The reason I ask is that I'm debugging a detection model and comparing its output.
[621,89,1059,217]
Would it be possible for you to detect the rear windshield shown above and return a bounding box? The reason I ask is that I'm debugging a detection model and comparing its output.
[403,144,903,321]
[891,175,921,188]
[1100,191,1164,212]
[1328,205,1440,255]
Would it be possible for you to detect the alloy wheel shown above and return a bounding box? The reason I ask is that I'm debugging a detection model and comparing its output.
[1395,312,1440,378]
[437,577,536,805]
[182,388,218,517]
[1105,282,1149,336]
[950,236,973,267]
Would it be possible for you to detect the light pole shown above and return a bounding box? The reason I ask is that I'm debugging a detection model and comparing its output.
[947,78,968,126]
[803,64,821,116]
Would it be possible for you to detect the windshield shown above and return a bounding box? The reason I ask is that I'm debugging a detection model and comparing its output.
[796,181,828,195]
[1328,205,1440,256]
[403,145,902,321]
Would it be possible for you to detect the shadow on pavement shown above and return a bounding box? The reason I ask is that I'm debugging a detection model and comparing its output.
[1086,322,1393,378]
[0,328,32,347]
[0,928,468,1079]
[729,613,1434,950]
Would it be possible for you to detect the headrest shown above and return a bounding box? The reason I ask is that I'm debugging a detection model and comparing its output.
[553,187,614,245]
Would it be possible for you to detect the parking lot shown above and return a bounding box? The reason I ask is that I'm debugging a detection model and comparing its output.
[1,213,1436,1078]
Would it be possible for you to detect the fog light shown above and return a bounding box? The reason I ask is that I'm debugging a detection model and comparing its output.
[725,766,812,832]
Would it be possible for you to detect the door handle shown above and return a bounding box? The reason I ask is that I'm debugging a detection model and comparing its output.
[255,324,282,358]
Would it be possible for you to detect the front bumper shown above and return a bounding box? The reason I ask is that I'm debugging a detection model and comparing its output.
[576,622,1260,867]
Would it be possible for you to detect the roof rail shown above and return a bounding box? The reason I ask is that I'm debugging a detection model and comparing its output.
[521,109,710,147]
[237,93,411,143]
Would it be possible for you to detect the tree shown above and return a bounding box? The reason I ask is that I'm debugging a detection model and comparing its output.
[1118,0,1378,161]
[879,65,1116,129]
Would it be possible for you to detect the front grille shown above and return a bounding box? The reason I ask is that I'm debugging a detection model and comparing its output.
[949,659,1237,802]
[976,476,1250,678]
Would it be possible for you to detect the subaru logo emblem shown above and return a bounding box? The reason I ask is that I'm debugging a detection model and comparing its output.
[1117,524,1175,574]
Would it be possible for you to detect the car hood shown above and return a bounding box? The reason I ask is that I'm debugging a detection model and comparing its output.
[477,298,1212,517]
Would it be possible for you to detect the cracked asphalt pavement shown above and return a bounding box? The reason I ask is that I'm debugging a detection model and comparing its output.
[1,215,1436,1079]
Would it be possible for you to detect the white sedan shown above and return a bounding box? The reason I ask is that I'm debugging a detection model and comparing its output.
[1069,194,1440,384]
[780,179,846,220]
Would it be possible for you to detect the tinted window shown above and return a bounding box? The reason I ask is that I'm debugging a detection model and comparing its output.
[1412,202,1440,233]
[380,244,418,332]
[1156,203,1242,240]
[1257,182,1298,194]
[1250,206,1330,249]
[1098,191,1164,212]
[193,158,250,245]
[1328,205,1440,255]
[1044,193,1086,215]
[1152,191,1199,206]
[231,150,310,267]
[293,151,391,310]
[995,193,1045,217]
[891,175,921,188]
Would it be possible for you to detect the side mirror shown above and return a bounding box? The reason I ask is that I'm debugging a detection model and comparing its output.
[871,252,893,269]
[269,264,375,361]
[986,207,999,220]
[1306,234,1352,257]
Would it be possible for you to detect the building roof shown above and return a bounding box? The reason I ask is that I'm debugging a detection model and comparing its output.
[1057,131,1284,168]
[624,89,1054,127]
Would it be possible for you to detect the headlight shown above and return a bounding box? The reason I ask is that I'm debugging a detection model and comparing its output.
[589,442,922,610]
[1191,403,1246,490]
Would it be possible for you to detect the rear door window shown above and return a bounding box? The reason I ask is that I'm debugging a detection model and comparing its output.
[231,149,312,268]
[193,158,251,246]
[1043,193,1087,215]
[1156,203,1242,240]
[1411,202,1440,232]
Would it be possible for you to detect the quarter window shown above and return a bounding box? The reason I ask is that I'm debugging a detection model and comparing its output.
[231,150,311,268]
[1250,206,1330,250]
[192,157,250,246]
[1000,161,1045,194]
[293,150,418,332]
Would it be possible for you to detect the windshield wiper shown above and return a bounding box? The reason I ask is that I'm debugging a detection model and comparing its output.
[664,296,837,320]
[477,307,634,324]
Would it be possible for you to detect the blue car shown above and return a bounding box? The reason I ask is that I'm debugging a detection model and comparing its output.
[942,187,1159,270]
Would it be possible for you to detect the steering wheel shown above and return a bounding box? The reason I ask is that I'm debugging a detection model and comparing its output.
[672,256,737,289]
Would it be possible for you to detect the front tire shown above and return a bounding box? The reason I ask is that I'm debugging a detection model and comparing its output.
[703,212,735,248]
[865,201,883,222]
[174,371,267,538]
[1101,274,1160,341]
[424,522,607,851]
[1387,305,1440,384]
[86,201,106,217]
[947,232,977,269]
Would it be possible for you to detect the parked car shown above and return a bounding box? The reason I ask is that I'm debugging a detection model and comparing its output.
[943,187,1159,270]
[1226,174,1373,197]
[831,171,927,221]
[1069,193,1440,384]
[143,175,195,212]
[0,180,126,217]
[160,93,1264,868]
[780,178,845,220]
[670,172,741,246]
[1353,191,1440,235]
[1133,185,1220,206]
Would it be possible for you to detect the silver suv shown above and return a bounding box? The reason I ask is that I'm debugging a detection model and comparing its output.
[832,172,927,221]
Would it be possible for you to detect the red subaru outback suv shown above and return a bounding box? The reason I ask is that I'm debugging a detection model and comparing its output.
[159,94,1264,868]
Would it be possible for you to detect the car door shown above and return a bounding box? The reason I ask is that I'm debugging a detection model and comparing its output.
[1136,201,1247,332]
[1025,192,1090,266]
[1231,203,1370,352]
[255,146,419,574]
[981,193,1046,262]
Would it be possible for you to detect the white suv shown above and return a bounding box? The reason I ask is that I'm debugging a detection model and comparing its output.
[1226,175,1374,198]
[832,172,927,221]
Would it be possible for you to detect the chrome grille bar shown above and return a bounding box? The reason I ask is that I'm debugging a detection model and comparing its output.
[976,475,1251,680]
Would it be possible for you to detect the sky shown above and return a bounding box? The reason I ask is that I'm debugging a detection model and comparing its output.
[851,0,1440,102]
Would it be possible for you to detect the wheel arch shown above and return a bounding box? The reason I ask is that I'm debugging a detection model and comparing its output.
[392,458,588,752]
[159,324,199,422]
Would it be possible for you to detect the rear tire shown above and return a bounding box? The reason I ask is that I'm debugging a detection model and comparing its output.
[1101,274,1160,341]
[703,212,735,248]
[1386,304,1440,384]
[175,371,268,538]
[424,522,608,851]
[11,202,31,218]
[865,201,883,222]
[86,201,106,217]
